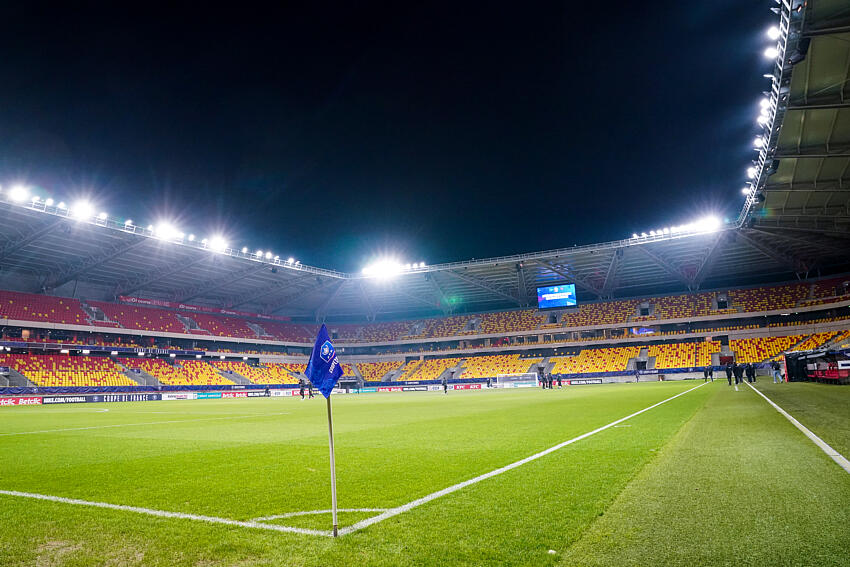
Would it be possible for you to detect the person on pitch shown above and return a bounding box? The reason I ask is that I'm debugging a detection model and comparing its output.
[703,367,710,382]
[299,379,305,400]
[746,363,756,383]
[442,376,448,394]
[725,362,733,386]
[708,366,713,382]
[308,381,315,399]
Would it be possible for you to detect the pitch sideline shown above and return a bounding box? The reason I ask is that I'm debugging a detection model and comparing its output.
[745,381,850,474]
[0,381,711,537]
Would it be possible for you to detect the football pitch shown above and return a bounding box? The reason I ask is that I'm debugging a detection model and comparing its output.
[1,381,848,566]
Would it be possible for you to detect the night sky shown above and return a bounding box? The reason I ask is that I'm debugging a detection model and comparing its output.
[0,2,772,272]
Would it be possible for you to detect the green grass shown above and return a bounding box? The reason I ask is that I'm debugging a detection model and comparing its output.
[0,381,847,566]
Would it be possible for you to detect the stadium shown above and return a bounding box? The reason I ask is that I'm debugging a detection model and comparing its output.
[1,2,850,566]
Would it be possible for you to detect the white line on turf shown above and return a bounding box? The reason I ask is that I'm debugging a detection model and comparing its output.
[0,490,334,537]
[745,382,850,474]
[252,508,388,521]
[0,412,290,437]
[338,381,710,536]
[0,382,709,537]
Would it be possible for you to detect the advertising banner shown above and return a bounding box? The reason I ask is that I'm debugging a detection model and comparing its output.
[377,386,403,392]
[453,384,482,390]
[162,392,196,401]
[0,396,42,406]
[402,386,428,391]
[222,392,247,398]
[568,379,603,385]
[195,392,223,399]
[42,395,90,404]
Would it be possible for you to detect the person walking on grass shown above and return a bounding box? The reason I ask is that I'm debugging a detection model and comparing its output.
[725,362,733,386]
[299,379,305,400]
[746,363,756,383]
[771,360,782,383]
[703,367,710,382]
[708,367,714,382]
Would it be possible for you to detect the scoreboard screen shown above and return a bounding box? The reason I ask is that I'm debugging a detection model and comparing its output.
[536,284,577,310]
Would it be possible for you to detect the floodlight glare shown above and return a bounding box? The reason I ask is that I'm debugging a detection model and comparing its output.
[287,257,294,264]
[742,187,751,195]
[188,234,195,241]
[241,246,248,253]
[362,258,404,279]
[632,233,638,239]
[155,223,179,240]
[45,198,54,206]
[97,212,108,220]
[759,97,771,109]
[747,167,758,179]
[208,236,227,252]
[641,232,648,237]
[9,185,29,202]
[695,216,721,233]
[764,46,779,59]
[255,250,263,257]
[71,200,95,220]
[31,196,40,203]
[265,251,272,259]
[757,114,769,126]
[767,26,781,40]
[754,137,764,148]
[405,263,412,269]
[57,202,67,209]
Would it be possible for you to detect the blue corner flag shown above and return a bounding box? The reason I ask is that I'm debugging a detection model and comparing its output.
[305,324,343,398]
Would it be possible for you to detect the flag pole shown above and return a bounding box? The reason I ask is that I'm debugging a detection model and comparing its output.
[326,394,338,537]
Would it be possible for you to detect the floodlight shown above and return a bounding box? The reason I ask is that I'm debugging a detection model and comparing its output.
[9,185,29,202]
[71,200,95,219]
[747,167,758,179]
[169,353,176,358]
[45,198,54,206]
[631,233,638,239]
[265,252,272,259]
[137,351,145,356]
[287,257,294,264]
[641,232,647,237]
[663,228,670,234]
[757,115,769,126]
[110,351,118,356]
[97,212,108,220]
[362,258,403,279]
[147,224,154,231]
[274,255,279,261]
[405,263,412,269]
[764,46,779,59]
[759,97,771,109]
[201,238,208,244]
[220,355,225,360]
[255,250,263,257]
[82,349,90,354]
[188,234,195,241]
[754,137,764,148]
[31,196,40,203]
[695,216,721,233]
[742,187,751,195]
[155,223,179,240]
[242,356,248,361]
[209,236,227,252]
[649,230,656,236]
[195,354,202,359]
[767,26,781,40]
[420,262,426,268]
[57,202,67,209]
[241,246,248,253]
[60,349,70,354]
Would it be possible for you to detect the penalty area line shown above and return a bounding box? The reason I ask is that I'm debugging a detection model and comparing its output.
[0,490,335,537]
[339,380,710,536]
[744,382,850,474]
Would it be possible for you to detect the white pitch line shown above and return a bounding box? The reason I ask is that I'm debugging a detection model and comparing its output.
[0,382,709,538]
[253,508,388,522]
[338,381,710,536]
[0,490,333,537]
[0,412,290,437]
[745,382,850,474]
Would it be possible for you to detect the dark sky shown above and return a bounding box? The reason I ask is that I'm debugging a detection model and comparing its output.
[0,2,771,272]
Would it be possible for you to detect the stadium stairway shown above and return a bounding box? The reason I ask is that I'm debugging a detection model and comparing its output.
[122,367,161,387]
[215,368,253,385]
[3,368,34,388]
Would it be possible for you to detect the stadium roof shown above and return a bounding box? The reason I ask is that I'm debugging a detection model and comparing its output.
[0,0,848,322]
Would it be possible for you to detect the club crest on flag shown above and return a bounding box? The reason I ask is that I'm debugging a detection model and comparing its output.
[320,340,334,362]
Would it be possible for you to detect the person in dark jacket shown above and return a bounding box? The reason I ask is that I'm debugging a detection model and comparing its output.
[708,367,714,382]
[299,379,305,400]
[725,363,733,385]
[746,363,756,383]
[733,362,744,385]
[703,368,710,382]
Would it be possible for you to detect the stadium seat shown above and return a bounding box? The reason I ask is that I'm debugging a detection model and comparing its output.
[0,353,135,387]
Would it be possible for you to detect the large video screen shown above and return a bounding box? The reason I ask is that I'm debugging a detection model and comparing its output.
[536,283,577,310]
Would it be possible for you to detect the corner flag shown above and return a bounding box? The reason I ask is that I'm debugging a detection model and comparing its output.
[305,324,343,398]
[304,323,344,536]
